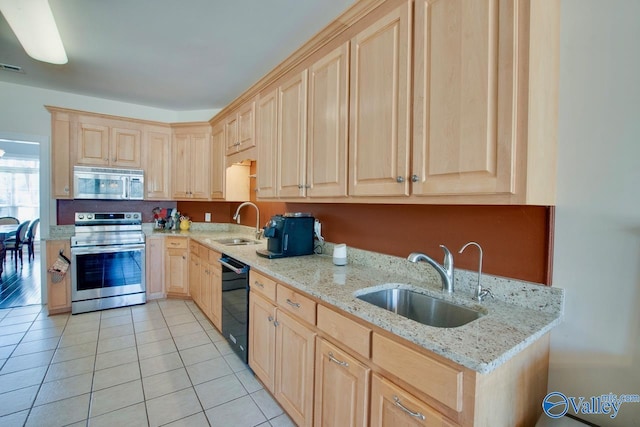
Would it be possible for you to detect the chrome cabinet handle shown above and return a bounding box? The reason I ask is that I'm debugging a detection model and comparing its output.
[396,176,405,183]
[267,315,274,322]
[273,320,279,327]
[327,351,349,367]
[411,174,419,182]
[254,281,264,288]
[393,396,425,421]
[286,299,300,308]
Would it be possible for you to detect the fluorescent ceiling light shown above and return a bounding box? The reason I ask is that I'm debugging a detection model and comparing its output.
[0,0,67,64]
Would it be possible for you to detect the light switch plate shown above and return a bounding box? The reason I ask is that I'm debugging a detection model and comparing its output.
[205,212,212,222]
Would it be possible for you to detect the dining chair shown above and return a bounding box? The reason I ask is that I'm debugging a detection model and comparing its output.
[25,218,40,262]
[0,216,19,225]
[4,220,30,269]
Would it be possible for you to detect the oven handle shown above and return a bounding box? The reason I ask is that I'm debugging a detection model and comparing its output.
[219,257,249,274]
[72,243,146,255]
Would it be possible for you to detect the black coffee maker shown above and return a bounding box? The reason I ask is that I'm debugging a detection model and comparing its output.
[256,213,315,259]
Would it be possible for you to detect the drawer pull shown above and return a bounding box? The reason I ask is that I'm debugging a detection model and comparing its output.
[286,299,301,309]
[327,351,349,368]
[254,281,265,288]
[393,396,425,421]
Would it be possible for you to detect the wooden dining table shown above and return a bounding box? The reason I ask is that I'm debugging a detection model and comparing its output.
[0,224,17,277]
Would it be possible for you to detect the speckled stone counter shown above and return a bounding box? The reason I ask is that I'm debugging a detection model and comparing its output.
[52,222,563,373]
[180,226,563,374]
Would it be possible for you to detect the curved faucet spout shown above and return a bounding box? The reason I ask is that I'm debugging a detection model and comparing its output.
[232,202,262,239]
[408,245,454,293]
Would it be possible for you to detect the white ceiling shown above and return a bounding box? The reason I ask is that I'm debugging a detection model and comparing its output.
[0,0,356,111]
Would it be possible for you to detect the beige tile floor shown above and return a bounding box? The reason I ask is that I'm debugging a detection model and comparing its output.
[0,299,295,427]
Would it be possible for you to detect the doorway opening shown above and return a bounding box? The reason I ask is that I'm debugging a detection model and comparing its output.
[0,138,42,308]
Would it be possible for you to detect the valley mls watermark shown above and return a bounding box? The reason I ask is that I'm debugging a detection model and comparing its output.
[543,391,640,419]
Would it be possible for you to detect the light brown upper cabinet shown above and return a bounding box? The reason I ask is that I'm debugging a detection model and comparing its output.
[225,100,256,156]
[210,122,225,199]
[76,116,142,168]
[171,125,211,200]
[410,0,558,204]
[143,125,172,200]
[277,70,309,198]
[306,42,350,198]
[256,88,279,199]
[49,108,73,199]
[348,1,412,197]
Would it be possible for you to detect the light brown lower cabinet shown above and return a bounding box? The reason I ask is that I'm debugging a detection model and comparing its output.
[248,291,277,391]
[146,236,165,299]
[46,240,72,314]
[314,337,370,427]
[370,374,455,427]
[188,241,221,330]
[165,237,189,297]
[274,309,316,427]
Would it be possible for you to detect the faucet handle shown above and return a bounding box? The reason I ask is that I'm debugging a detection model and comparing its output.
[439,245,453,271]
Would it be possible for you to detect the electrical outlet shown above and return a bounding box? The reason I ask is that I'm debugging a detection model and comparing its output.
[205,212,212,222]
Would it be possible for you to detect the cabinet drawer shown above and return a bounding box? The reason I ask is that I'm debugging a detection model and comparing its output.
[165,237,188,249]
[371,373,456,427]
[372,333,464,413]
[317,304,371,359]
[250,270,277,301]
[276,284,316,326]
[189,240,200,255]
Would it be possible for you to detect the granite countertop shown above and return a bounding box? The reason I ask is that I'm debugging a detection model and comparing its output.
[48,223,563,373]
[183,227,563,374]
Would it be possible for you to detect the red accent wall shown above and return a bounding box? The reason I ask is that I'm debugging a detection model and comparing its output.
[58,197,553,284]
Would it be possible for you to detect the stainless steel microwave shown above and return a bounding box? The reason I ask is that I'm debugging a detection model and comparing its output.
[73,166,144,200]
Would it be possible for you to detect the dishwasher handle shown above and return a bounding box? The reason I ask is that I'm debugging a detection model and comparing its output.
[219,257,249,274]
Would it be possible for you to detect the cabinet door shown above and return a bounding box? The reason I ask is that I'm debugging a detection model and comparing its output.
[210,123,225,199]
[77,122,110,166]
[145,129,171,200]
[171,134,191,199]
[110,127,141,168]
[307,42,349,198]
[189,253,201,307]
[277,70,308,198]
[225,113,239,155]
[51,112,72,198]
[237,100,256,152]
[248,292,277,391]
[189,133,211,199]
[412,0,515,196]
[210,263,221,330]
[349,1,412,196]
[46,240,71,314]
[146,236,165,299]
[370,374,455,427]
[165,248,188,296]
[314,337,370,427]
[256,88,278,199]
[275,309,316,427]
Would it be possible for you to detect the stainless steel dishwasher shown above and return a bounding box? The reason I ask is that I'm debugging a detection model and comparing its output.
[219,255,250,364]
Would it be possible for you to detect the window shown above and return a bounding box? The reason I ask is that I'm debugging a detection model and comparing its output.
[0,156,40,220]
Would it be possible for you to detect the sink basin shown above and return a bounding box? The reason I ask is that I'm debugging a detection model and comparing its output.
[214,237,260,246]
[356,288,483,328]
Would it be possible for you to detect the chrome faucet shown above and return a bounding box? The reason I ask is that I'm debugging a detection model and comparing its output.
[408,245,455,294]
[232,202,262,240]
[459,241,493,302]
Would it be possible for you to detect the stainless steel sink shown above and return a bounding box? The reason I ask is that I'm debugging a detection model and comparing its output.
[214,237,260,246]
[356,288,483,328]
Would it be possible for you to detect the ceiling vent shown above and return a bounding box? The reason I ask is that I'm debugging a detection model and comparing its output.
[0,63,24,73]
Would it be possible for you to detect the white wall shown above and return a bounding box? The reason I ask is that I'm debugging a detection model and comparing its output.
[550,1,640,425]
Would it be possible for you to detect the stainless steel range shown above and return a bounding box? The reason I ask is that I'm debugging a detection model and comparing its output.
[70,212,146,314]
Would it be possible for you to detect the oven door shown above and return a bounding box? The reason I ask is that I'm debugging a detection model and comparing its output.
[71,243,146,302]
